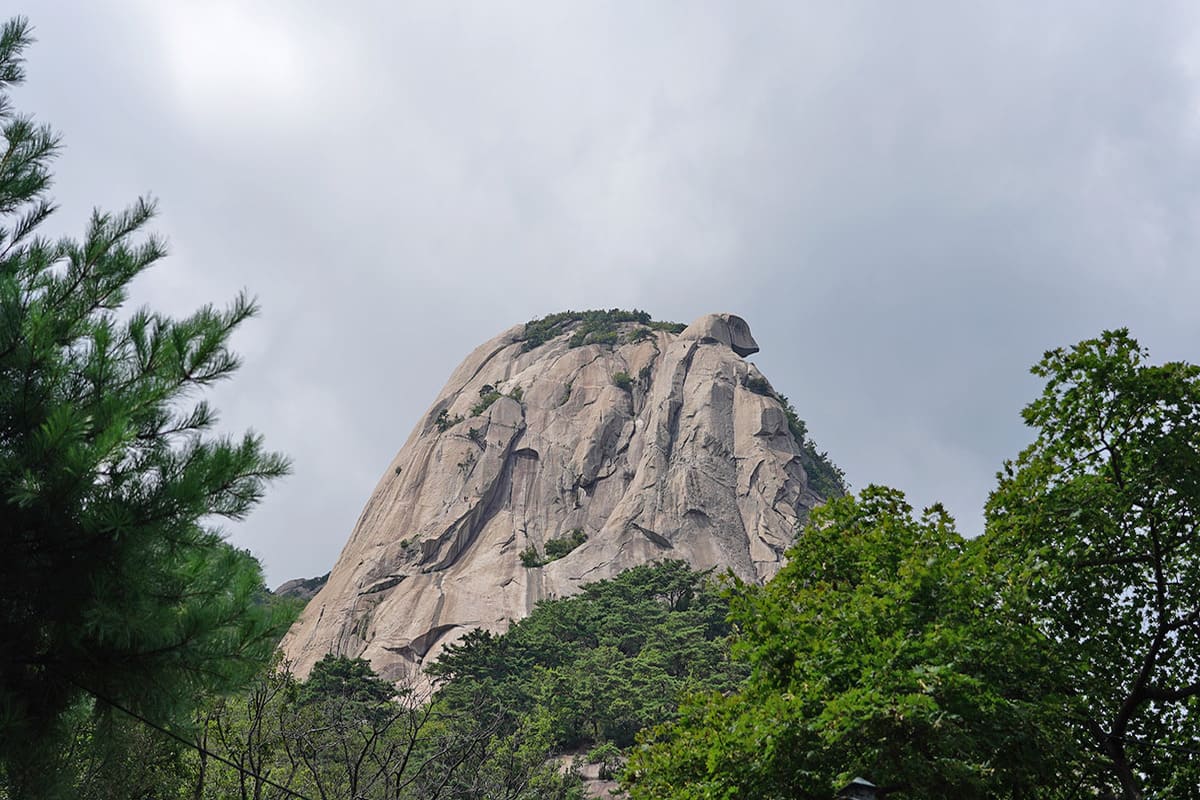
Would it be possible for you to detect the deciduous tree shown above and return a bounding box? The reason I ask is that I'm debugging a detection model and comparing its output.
[626,488,1071,799]
[984,329,1200,799]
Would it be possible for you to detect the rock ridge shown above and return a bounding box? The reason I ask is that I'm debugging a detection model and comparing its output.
[281,311,830,682]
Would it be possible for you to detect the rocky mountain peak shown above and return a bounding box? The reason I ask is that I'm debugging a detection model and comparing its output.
[281,311,838,682]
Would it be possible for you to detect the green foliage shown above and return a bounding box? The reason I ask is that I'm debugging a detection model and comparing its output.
[776,391,847,498]
[435,408,464,432]
[982,329,1200,798]
[629,330,1200,800]
[521,309,684,352]
[429,561,743,752]
[300,654,396,707]
[543,528,587,560]
[626,488,1072,799]
[611,371,633,391]
[181,655,584,800]
[743,373,772,396]
[646,320,687,334]
[587,741,624,780]
[520,529,588,568]
[520,545,544,568]
[625,326,653,344]
[0,19,292,796]
[469,385,521,416]
[559,380,573,406]
[572,328,619,347]
[471,390,502,416]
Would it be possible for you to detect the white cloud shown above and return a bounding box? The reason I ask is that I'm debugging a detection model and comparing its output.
[17,2,1200,584]
[138,1,340,128]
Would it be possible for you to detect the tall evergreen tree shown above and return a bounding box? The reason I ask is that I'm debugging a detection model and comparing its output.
[0,18,291,796]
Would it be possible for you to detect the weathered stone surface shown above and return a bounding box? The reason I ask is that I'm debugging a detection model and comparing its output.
[281,313,822,683]
[677,312,759,356]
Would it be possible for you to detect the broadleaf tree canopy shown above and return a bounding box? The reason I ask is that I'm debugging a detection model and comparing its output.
[625,487,1072,799]
[983,329,1200,798]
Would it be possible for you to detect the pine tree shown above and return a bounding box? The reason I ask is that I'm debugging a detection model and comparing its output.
[0,18,292,795]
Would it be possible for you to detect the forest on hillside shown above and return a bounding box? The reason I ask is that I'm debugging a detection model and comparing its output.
[3,14,1200,800]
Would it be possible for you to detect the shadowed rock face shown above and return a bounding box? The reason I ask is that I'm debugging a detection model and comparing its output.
[273,573,330,601]
[281,313,824,683]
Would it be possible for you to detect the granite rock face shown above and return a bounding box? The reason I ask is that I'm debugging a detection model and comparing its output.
[281,313,824,682]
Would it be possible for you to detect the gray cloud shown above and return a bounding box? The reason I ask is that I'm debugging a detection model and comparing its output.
[18,2,1200,582]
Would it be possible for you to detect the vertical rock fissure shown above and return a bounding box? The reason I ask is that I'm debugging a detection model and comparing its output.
[663,341,700,462]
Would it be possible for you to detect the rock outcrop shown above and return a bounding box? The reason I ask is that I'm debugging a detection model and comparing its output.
[273,573,330,602]
[281,312,826,682]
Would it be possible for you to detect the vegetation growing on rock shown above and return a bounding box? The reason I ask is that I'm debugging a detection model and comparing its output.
[777,392,847,498]
[470,384,523,417]
[520,528,589,567]
[743,370,847,498]
[470,389,503,416]
[521,309,685,351]
[434,408,464,431]
[544,528,588,559]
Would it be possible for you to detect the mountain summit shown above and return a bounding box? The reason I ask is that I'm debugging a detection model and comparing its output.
[282,311,840,681]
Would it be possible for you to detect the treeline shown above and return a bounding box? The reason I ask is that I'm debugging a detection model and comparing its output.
[5,562,734,799]
[429,560,743,752]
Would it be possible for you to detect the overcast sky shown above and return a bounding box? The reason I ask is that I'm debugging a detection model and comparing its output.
[15,2,1200,586]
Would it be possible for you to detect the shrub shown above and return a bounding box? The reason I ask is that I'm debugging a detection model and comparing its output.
[519,546,544,568]
[521,309,685,352]
[611,371,633,391]
[744,374,772,396]
[588,742,625,780]
[520,529,588,568]
[544,528,587,560]
[626,326,653,344]
[435,409,464,432]
[776,392,846,498]
[647,320,687,334]
[457,452,476,476]
[471,390,502,416]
